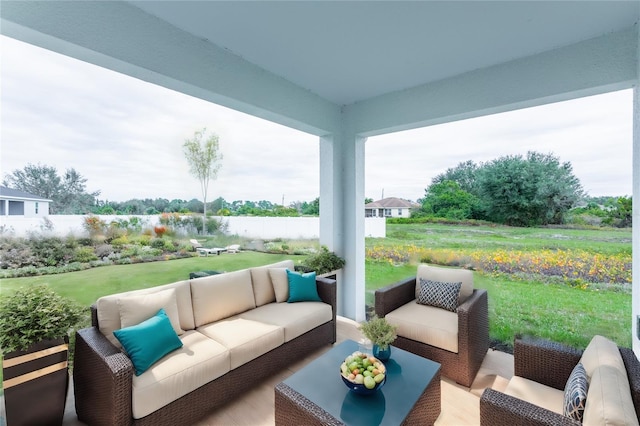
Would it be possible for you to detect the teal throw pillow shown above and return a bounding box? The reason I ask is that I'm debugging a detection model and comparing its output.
[286,269,321,303]
[113,308,183,376]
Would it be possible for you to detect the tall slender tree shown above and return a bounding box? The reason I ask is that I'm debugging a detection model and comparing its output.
[183,128,223,234]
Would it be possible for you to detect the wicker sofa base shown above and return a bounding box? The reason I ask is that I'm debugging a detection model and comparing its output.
[74,320,335,426]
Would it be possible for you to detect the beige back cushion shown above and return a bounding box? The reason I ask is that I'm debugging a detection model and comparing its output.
[416,264,473,305]
[119,288,184,335]
[269,268,290,303]
[580,335,626,378]
[96,280,194,347]
[583,365,639,426]
[249,260,294,306]
[191,269,256,326]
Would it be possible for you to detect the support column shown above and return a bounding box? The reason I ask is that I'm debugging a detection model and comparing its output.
[633,26,640,356]
[633,85,640,355]
[319,131,367,321]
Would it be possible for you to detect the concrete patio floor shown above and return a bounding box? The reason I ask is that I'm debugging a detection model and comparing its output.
[3,316,514,425]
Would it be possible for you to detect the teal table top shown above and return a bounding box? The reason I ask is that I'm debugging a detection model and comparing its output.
[282,340,441,426]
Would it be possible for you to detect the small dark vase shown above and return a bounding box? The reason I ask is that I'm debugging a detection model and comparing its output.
[373,344,391,361]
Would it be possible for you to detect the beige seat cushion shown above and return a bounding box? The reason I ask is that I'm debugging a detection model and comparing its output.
[118,288,184,336]
[190,269,256,326]
[583,365,639,426]
[385,301,458,353]
[249,260,294,306]
[416,264,473,305]
[504,376,565,415]
[239,301,332,342]
[580,335,626,378]
[197,318,284,369]
[96,280,195,348]
[269,268,290,303]
[131,330,230,419]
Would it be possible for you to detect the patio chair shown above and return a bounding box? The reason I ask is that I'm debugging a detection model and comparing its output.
[189,239,202,251]
[225,244,240,254]
[375,264,489,387]
[480,336,640,425]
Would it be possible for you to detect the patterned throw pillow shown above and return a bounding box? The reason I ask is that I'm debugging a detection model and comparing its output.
[564,363,589,422]
[416,278,461,312]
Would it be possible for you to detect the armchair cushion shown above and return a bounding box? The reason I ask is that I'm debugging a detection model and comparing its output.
[504,376,565,415]
[564,363,588,422]
[416,278,461,312]
[581,334,626,378]
[385,301,458,353]
[583,365,639,426]
[416,264,473,305]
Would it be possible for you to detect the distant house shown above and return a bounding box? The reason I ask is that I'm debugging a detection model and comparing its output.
[0,186,52,218]
[365,197,420,218]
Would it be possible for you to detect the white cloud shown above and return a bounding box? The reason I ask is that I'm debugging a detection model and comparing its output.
[1,35,633,206]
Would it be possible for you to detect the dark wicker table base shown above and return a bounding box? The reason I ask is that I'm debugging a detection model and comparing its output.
[275,369,441,426]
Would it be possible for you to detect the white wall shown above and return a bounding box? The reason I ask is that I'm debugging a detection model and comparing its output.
[0,215,386,239]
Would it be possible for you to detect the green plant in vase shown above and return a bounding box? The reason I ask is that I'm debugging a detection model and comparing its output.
[359,315,397,361]
[0,285,86,425]
[299,245,345,276]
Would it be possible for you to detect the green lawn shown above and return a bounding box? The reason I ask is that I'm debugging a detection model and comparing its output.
[2,223,632,351]
[1,252,301,306]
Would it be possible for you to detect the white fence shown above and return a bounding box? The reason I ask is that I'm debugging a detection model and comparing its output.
[0,215,386,239]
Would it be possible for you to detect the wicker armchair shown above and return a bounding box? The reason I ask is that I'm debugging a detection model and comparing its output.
[374,265,489,387]
[480,338,640,426]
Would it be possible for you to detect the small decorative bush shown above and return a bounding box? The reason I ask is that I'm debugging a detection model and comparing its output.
[301,246,345,275]
[150,238,166,249]
[110,236,129,247]
[0,285,85,354]
[95,244,114,258]
[73,246,98,263]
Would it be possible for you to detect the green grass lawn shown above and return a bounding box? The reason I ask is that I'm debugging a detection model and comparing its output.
[2,223,632,351]
[1,252,301,306]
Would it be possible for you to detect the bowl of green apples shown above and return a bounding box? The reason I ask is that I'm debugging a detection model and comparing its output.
[340,351,386,395]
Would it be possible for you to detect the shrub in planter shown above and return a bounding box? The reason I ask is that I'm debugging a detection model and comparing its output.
[0,285,85,425]
[300,246,346,275]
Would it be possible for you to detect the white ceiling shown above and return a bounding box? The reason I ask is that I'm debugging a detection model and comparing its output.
[130,1,639,106]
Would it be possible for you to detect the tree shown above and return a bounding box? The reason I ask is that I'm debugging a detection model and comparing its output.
[421,180,480,220]
[603,196,632,228]
[183,128,223,234]
[432,160,479,194]
[476,151,583,226]
[3,163,100,214]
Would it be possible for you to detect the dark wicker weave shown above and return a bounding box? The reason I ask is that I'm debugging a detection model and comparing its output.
[375,276,489,387]
[274,367,441,426]
[480,337,640,426]
[74,276,337,426]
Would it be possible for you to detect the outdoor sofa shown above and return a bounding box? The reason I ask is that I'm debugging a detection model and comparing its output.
[73,260,336,425]
[480,335,640,425]
[375,264,489,387]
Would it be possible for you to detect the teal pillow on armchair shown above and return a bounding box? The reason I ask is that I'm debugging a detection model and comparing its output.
[286,269,321,302]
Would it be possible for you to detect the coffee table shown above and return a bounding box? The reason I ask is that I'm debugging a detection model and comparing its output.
[275,340,441,425]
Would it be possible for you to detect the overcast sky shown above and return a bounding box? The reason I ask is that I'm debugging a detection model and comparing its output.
[1,35,633,205]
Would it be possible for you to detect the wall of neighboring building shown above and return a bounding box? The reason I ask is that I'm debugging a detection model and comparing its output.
[1,215,386,239]
[0,199,50,218]
[365,207,412,218]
